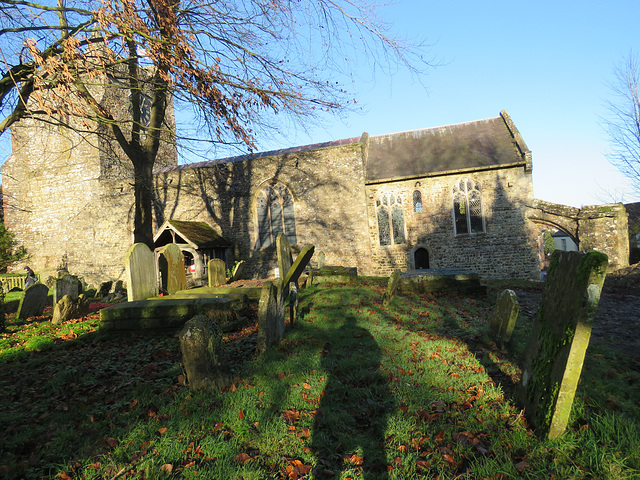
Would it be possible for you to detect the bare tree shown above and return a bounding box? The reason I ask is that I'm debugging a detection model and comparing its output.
[603,52,640,197]
[0,0,433,248]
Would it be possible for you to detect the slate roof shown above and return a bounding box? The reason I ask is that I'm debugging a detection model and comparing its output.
[154,220,231,248]
[365,112,530,183]
[153,110,530,184]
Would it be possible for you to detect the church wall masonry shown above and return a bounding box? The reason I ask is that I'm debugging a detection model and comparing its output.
[2,109,628,286]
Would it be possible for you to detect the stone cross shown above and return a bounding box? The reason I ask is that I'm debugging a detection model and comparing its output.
[516,250,608,439]
[125,243,158,301]
[160,243,187,294]
[16,283,50,319]
[382,270,402,307]
[489,289,520,346]
[53,273,81,305]
[208,258,227,287]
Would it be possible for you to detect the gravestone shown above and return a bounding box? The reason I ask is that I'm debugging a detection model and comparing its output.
[229,260,245,283]
[52,294,90,324]
[382,270,402,307]
[517,250,608,439]
[208,258,227,287]
[289,285,299,326]
[17,283,50,319]
[98,281,113,299]
[317,251,326,269]
[125,243,157,301]
[257,280,285,354]
[489,289,520,346]
[276,233,294,284]
[53,273,81,306]
[0,289,5,332]
[160,243,187,294]
[179,315,229,390]
[282,245,315,297]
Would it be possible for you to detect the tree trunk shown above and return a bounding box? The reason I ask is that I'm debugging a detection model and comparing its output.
[133,159,155,250]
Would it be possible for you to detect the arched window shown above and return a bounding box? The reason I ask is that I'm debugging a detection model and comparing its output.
[452,178,484,235]
[376,193,405,245]
[256,184,297,247]
[413,190,423,213]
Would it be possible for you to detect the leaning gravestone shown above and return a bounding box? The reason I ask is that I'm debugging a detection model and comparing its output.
[517,250,608,439]
[53,273,81,305]
[282,245,315,301]
[17,283,50,319]
[489,289,520,346]
[125,243,157,301]
[382,270,402,307]
[257,280,285,354]
[160,243,187,294]
[229,260,245,283]
[180,315,230,390]
[208,258,227,287]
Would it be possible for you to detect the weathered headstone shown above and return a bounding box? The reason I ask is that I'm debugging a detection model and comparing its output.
[257,280,285,354]
[160,243,187,295]
[208,258,227,287]
[17,283,50,319]
[289,285,299,326]
[229,260,245,283]
[317,251,325,269]
[98,281,113,299]
[53,273,81,305]
[179,315,229,390]
[52,294,90,324]
[277,234,294,283]
[125,243,157,301]
[517,250,608,439]
[382,270,402,307]
[489,289,520,346]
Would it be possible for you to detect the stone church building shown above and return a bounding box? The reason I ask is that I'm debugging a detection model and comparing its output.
[2,109,627,287]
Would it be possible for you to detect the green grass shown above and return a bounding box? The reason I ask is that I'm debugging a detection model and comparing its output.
[0,278,638,479]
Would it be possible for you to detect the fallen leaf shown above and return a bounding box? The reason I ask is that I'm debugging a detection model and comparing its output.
[161,463,173,474]
[416,460,430,470]
[105,437,118,447]
[238,410,245,419]
[303,382,311,390]
[283,409,300,423]
[234,453,252,464]
[515,460,529,472]
[158,427,167,434]
[442,453,456,466]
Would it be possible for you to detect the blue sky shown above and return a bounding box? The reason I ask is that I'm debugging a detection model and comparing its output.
[256,0,640,208]
[1,1,637,208]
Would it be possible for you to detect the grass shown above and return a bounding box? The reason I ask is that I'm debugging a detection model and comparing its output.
[0,278,638,479]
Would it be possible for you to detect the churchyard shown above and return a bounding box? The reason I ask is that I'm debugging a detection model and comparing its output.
[0,255,639,479]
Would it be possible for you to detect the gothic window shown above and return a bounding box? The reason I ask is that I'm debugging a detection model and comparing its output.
[413,190,423,213]
[256,184,297,248]
[452,178,485,235]
[376,193,405,245]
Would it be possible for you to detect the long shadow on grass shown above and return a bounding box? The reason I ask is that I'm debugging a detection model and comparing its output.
[310,314,393,479]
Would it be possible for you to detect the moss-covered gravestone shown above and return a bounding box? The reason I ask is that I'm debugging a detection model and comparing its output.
[125,243,157,301]
[160,243,187,294]
[52,294,90,324]
[382,270,402,307]
[17,283,49,319]
[179,315,229,390]
[517,250,608,439]
[208,258,226,287]
[489,289,520,346]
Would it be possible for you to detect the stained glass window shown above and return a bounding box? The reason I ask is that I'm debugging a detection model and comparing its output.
[377,193,405,245]
[452,178,485,235]
[256,184,297,247]
[413,190,423,213]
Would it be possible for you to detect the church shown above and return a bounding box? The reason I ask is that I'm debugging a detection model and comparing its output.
[2,107,551,286]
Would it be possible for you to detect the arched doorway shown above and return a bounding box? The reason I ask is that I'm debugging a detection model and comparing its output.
[414,248,430,269]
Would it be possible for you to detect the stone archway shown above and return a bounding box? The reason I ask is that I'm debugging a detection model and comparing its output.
[526,199,629,269]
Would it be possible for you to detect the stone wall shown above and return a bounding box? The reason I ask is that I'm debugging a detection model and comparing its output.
[365,165,540,280]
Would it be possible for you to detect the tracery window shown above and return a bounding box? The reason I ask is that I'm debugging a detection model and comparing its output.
[256,184,297,248]
[413,190,423,213]
[452,178,485,235]
[376,193,405,246]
